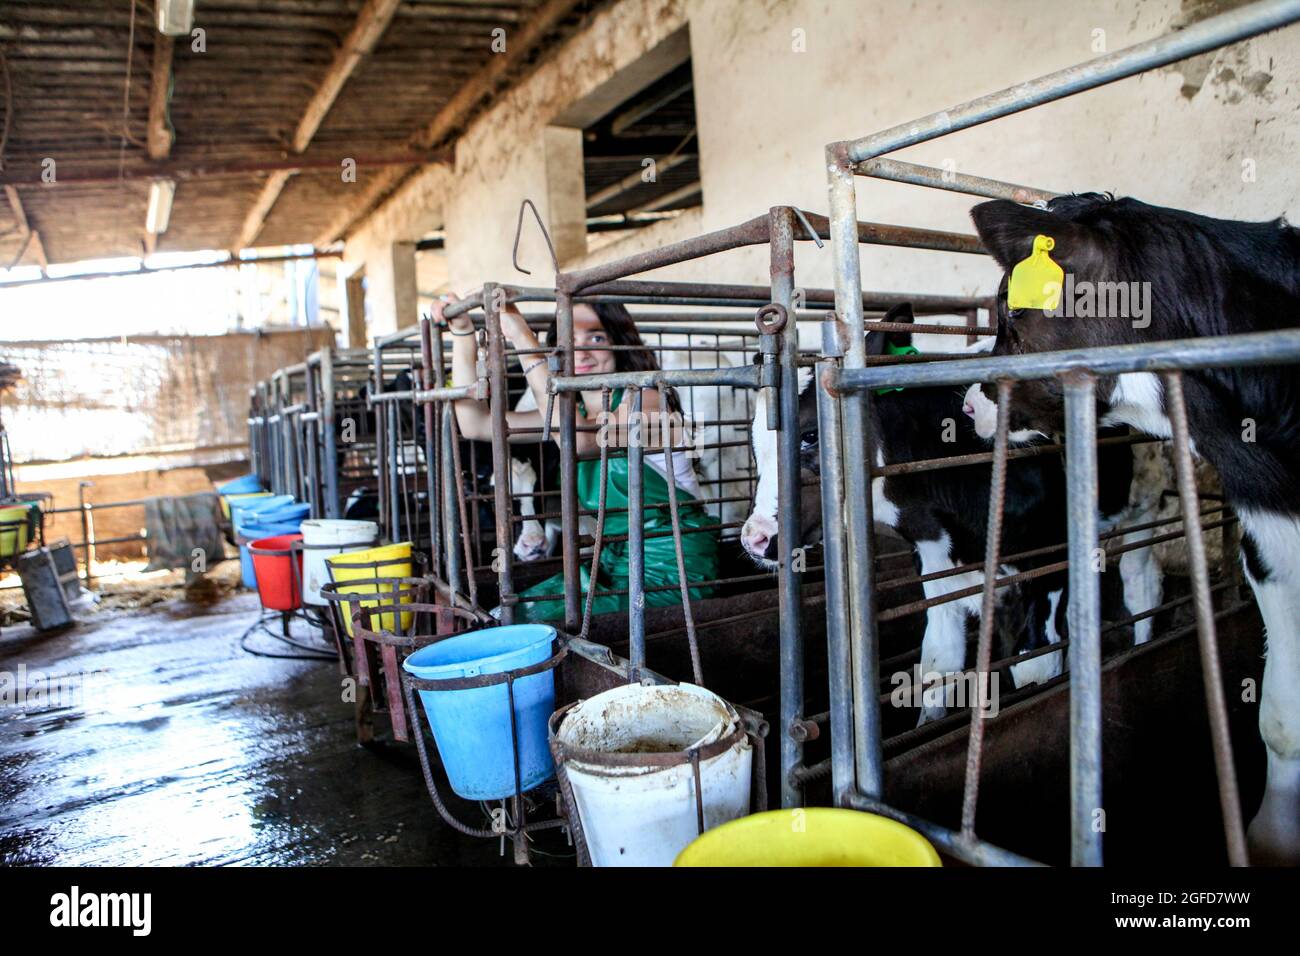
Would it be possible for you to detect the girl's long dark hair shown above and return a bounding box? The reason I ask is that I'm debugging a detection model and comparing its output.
[542,302,681,413]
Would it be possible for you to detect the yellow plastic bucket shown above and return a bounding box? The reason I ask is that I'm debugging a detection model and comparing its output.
[221,491,273,519]
[325,541,415,634]
[673,808,942,867]
[0,504,31,558]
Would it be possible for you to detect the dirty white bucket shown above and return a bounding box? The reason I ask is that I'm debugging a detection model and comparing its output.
[300,519,379,606]
[555,682,752,867]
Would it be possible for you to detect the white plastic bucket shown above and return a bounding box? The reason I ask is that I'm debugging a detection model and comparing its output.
[300,519,379,606]
[556,682,752,867]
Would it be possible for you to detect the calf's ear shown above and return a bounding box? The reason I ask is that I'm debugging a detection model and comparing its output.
[883,302,915,325]
[882,302,914,351]
[867,302,915,355]
[970,200,1105,277]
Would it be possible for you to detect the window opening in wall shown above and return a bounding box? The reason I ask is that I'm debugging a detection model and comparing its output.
[582,58,700,242]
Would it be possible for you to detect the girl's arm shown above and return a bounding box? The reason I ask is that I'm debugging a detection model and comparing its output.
[438,293,541,440]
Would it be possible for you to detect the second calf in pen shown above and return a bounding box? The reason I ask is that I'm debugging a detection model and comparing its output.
[742,304,1165,721]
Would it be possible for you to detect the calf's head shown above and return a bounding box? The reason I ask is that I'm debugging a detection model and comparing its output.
[963,194,1124,439]
[740,303,917,566]
[962,192,1300,440]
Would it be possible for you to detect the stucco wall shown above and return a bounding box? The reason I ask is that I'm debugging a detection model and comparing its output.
[346,0,1299,332]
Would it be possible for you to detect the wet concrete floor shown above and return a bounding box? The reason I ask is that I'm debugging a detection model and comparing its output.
[0,590,553,866]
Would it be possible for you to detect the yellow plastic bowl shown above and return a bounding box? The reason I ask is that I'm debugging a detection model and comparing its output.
[326,541,415,634]
[221,491,273,519]
[0,504,31,558]
[673,808,941,867]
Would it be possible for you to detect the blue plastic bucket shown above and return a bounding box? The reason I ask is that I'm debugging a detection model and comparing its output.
[231,495,297,587]
[217,473,264,496]
[230,495,294,527]
[256,502,311,525]
[403,625,558,800]
[237,516,303,589]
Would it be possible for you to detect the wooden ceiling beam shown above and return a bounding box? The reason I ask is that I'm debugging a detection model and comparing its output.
[234,168,297,252]
[147,35,176,160]
[234,0,401,252]
[314,0,587,247]
[292,0,401,153]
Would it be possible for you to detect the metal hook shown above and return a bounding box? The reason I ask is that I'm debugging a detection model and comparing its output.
[512,198,559,276]
[792,208,824,249]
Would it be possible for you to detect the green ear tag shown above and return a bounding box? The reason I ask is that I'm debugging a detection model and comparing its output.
[875,342,919,396]
[1007,234,1063,311]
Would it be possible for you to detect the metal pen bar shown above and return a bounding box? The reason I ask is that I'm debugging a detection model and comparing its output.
[827,144,885,802]
[814,361,857,806]
[549,364,762,393]
[560,216,772,292]
[386,400,400,544]
[844,791,1044,867]
[448,410,479,609]
[771,207,806,809]
[792,211,988,255]
[579,388,613,642]
[421,317,442,583]
[367,384,482,403]
[627,387,646,680]
[857,158,1061,204]
[449,281,989,318]
[834,329,1300,391]
[440,403,461,597]
[1063,372,1103,867]
[961,378,1014,840]
[484,282,516,625]
[556,290,581,631]
[1162,370,1248,866]
[661,421,702,685]
[844,0,1300,163]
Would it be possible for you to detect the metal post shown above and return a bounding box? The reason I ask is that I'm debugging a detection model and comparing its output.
[770,207,805,808]
[627,387,646,678]
[304,358,321,518]
[387,400,400,542]
[372,339,387,539]
[423,318,443,583]
[321,349,340,518]
[1062,371,1103,867]
[77,481,95,588]
[304,412,320,519]
[961,378,1014,839]
[484,283,516,624]
[440,403,462,595]
[555,290,581,632]
[814,361,856,807]
[826,146,884,800]
[1161,371,1248,866]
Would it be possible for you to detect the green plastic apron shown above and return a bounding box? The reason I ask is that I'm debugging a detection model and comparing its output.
[514,388,719,623]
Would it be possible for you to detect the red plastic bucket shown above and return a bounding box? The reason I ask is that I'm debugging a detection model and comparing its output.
[249,533,304,611]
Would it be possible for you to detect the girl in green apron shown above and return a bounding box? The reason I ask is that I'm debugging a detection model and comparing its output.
[438,294,719,624]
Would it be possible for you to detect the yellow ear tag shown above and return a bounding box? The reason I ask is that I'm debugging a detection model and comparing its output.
[1007,234,1064,312]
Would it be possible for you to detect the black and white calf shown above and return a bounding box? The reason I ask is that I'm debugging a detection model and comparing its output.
[741,304,1164,723]
[967,192,1300,863]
